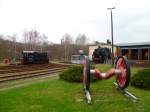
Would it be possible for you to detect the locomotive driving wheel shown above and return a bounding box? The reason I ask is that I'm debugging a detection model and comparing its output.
[115,56,131,89]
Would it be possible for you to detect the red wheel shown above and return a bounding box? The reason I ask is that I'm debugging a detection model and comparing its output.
[115,56,130,89]
[83,58,90,90]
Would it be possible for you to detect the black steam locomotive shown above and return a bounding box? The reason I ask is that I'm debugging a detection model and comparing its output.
[22,51,49,64]
[92,47,111,64]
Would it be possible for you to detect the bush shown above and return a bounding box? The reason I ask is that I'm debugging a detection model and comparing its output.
[131,69,150,90]
[59,65,98,82]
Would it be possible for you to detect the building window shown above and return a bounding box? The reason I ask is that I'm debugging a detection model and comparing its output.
[131,49,138,60]
[142,49,148,60]
[121,49,128,57]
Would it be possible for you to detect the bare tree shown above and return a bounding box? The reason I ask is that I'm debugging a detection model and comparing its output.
[23,29,48,51]
[61,33,73,61]
[23,30,29,50]
[39,34,48,52]
[28,29,40,50]
[10,33,17,63]
[75,34,88,45]
[61,33,73,45]
[0,34,3,39]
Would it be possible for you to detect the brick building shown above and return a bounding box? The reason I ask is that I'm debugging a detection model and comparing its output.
[116,42,150,65]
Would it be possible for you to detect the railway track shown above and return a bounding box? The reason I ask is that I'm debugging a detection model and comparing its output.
[0,64,68,73]
[0,64,69,83]
[0,63,66,70]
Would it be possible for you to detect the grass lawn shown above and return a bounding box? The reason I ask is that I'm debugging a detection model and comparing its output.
[0,65,150,112]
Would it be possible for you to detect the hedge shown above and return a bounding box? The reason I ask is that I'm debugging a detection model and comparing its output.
[131,69,150,90]
[59,65,98,82]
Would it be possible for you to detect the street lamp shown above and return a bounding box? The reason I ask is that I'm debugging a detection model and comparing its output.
[107,7,115,66]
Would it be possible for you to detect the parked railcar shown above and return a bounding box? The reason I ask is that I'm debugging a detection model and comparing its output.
[22,51,49,64]
[71,55,87,64]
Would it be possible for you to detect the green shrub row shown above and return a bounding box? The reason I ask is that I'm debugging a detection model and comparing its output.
[59,65,98,82]
[131,69,150,90]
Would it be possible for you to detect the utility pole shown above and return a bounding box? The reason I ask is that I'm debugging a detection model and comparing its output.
[108,7,115,66]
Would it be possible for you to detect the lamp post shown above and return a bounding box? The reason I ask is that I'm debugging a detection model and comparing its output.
[108,7,115,66]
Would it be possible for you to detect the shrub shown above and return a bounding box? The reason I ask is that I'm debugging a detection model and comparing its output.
[59,65,98,82]
[131,69,150,90]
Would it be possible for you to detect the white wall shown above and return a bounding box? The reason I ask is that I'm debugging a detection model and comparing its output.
[89,45,117,60]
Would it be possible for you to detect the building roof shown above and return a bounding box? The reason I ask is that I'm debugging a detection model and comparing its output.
[89,43,117,47]
[23,51,35,53]
[116,42,150,47]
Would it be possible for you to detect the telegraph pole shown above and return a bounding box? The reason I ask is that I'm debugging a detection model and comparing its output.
[108,7,115,66]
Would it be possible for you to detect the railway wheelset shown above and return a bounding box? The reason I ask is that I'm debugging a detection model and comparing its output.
[83,56,137,104]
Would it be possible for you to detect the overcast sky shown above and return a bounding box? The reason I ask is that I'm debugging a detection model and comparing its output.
[0,0,150,43]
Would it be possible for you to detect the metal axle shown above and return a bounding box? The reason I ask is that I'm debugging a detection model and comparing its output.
[90,68,122,80]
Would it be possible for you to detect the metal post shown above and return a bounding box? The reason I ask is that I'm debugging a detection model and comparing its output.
[108,7,115,66]
[14,38,17,65]
[113,82,138,102]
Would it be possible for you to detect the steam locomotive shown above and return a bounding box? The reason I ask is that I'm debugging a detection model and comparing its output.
[22,51,49,64]
[92,47,111,64]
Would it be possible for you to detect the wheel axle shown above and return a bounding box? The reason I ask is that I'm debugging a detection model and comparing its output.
[83,56,133,103]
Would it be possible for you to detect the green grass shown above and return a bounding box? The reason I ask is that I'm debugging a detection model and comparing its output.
[0,65,150,112]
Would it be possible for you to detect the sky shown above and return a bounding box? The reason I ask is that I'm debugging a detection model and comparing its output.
[0,0,150,44]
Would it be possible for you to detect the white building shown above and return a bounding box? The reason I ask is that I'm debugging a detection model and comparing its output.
[89,43,117,60]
